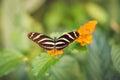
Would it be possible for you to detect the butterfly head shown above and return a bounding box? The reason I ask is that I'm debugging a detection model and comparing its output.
[53,37,57,42]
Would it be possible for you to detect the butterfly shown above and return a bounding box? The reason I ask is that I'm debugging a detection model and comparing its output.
[28,20,97,56]
[28,31,79,56]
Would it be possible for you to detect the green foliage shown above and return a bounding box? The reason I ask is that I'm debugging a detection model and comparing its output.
[0,50,23,77]
[112,46,120,73]
[1,0,120,80]
[47,55,82,80]
[31,53,58,77]
[86,3,108,24]
[86,33,113,80]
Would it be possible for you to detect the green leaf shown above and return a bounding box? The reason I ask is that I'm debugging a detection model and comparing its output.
[0,50,23,77]
[86,32,113,80]
[47,55,82,80]
[112,45,120,73]
[31,53,58,77]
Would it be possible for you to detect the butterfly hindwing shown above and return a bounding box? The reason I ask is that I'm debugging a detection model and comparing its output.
[28,32,54,50]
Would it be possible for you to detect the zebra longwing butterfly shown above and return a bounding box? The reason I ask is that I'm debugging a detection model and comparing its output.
[28,20,97,56]
[28,31,79,56]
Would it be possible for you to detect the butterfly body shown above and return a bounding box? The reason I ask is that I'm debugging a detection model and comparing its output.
[53,37,57,54]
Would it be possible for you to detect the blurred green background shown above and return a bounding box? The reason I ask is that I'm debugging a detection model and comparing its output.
[0,0,120,80]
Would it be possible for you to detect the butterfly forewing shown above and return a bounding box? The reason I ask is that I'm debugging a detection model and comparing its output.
[56,31,79,50]
[28,32,54,50]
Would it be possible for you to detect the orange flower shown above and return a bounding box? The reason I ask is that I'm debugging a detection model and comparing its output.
[47,49,63,56]
[46,20,97,56]
[75,20,97,46]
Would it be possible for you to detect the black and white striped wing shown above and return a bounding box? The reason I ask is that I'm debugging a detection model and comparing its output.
[56,31,79,50]
[28,32,54,50]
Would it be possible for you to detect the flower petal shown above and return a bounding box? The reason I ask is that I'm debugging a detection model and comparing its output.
[47,49,63,56]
